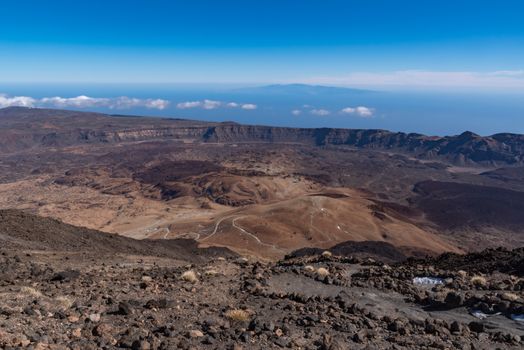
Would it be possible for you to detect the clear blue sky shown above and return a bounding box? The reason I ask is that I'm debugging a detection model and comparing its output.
[1,0,524,89]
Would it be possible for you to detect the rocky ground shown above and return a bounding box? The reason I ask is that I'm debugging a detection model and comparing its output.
[1,245,523,349]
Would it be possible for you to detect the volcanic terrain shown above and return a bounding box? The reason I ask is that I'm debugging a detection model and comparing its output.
[1,107,524,259]
[2,107,524,349]
[0,209,523,349]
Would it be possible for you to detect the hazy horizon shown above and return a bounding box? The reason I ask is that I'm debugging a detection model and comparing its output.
[2,82,524,136]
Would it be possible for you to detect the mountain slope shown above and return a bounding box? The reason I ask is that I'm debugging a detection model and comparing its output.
[1,107,523,166]
[0,209,235,262]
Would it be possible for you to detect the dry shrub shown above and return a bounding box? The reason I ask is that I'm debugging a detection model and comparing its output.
[316,267,330,277]
[321,251,332,258]
[20,286,42,298]
[204,269,218,276]
[141,276,153,282]
[471,275,487,287]
[225,309,250,322]
[304,265,315,272]
[501,292,519,302]
[181,270,198,283]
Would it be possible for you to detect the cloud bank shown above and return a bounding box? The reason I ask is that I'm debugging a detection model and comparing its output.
[0,94,36,108]
[241,103,257,110]
[176,100,257,110]
[0,94,170,110]
[291,105,374,118]
[310,109,330,116]
[341,106,374,118]
[305,70,524,89]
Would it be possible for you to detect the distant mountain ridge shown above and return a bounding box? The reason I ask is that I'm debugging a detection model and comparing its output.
[1,106,523,166]
[235,83,375,95]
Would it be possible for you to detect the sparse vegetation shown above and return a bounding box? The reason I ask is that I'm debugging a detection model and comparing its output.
[457,270,467,278]
[304,265,315,272]
[181,270,198,283]
[316,267,330,277]
[20,286,42,298]
[224,309,250,322]
[141,275,153,282]
[2,107,524,349]
[204,269,218,276]
[470,275,487,287]
[501,292,519,302]
[321,251,332,258]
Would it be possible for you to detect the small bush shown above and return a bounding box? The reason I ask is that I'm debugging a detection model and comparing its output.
[181,270,198,283]
[225,309,250,322]
[204,269,218,276]
[321,251,332,258]
[20,286,42,298]
[141,275,153,282]
[501,292,519,302]
[316,267,330,277]
[304,265,315,272]
[470,275,487,287]
[457,270,468,278]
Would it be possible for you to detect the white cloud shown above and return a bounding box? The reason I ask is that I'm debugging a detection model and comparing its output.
[143,99,170,110]
[304,70,524,89]
[241,103,257,110]
[177,101,202,109]
[488,70,524,77]
[177,99,257,111]
[341,107,356,113]
[0,94,170,110]
[341,106,374,118]
[0,94,36,108]
[40,95,107,108]
[202,99,222,110]
[311,109,330,116]
[176,100,221,110]
[291,109,302,116]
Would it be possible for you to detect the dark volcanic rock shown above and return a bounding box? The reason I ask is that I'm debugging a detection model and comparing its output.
[412,181,524,232]
[288,240,407,263]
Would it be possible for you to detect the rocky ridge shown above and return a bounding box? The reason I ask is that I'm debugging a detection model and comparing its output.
[1,107,524,166]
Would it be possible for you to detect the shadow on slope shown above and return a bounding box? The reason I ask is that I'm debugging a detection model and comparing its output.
[0,210,236,263]
[412,180,524,232]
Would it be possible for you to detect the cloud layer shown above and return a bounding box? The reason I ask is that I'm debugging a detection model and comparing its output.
[176,99,257,110]
[310,109,330,116]
[0,94,170,110]
[292,105,374,118]
[341,106,374,118]
[0,94,36,108]
[305,70,524,89]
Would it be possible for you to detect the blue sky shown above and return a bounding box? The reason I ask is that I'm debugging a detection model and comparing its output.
[1,0,524,88]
